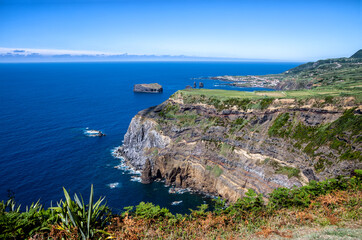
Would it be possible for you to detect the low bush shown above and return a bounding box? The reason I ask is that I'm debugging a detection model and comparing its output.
[0,170,360,239]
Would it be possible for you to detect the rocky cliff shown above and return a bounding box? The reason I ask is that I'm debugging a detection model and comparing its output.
[117,90,362,202]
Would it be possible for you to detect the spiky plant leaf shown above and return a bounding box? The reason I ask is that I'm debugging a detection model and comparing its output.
[74,193,83,209]
[87,184,94,239]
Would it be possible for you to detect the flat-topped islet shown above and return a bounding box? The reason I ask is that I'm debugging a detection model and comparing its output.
[133,83,163,93]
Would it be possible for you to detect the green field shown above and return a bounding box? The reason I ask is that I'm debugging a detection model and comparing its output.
[180,53,362,102]
[179,82,361,102]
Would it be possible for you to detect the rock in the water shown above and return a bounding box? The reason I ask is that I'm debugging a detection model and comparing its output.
[141,159,153,184]
[134,83,163,93]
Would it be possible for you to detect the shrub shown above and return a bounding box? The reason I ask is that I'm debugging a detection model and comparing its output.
[268,175,361,210]
[324,96,334,104]
[259,98,274,109]
[0,200,55,240]
[0,171,360,238]
[223,98,251,110]
[190,204,209,218]
[224,189,264,220]
[159,104,179,118]
[134,202,173,220]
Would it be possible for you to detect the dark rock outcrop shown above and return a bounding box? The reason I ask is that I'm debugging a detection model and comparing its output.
[134,83,163,93]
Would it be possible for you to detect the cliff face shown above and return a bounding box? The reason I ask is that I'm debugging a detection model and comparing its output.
[119,91,361,202]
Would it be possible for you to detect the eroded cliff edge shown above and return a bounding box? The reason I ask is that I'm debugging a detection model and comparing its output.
[117,90,362,202]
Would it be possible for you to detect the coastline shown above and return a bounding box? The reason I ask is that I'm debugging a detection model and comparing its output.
[111,146,217,199]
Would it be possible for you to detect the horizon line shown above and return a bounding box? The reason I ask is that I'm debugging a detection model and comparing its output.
[0,47,320,62]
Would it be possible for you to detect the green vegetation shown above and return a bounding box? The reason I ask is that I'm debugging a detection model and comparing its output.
[177,57,362,104]
[124,202,173,220]
[158,103,179,118]
[177,89,283,111]
[0,200,55,239]
[206,164,223,177]
[179,89,258,100]
[177,52,361,110]
[314,158,332,173]
[275,166,300,179]
[268,113,290,136]
[230,118,248,134]
[350,49,362,58]
[176,89,359,114]
[0,185,110,240]
[276,55,362,90]
[219,142,234,157]
[0,171,360,239]
[268,108,362,162]
[50,185,110,240]
[268,171,361,209]
[263,158,301,179]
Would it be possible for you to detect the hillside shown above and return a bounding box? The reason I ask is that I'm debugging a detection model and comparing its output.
[118,87,361,201]
[212,50,362,90]
[350,49,362,58]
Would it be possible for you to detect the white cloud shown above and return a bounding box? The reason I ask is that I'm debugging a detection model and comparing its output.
[0,47,123,56]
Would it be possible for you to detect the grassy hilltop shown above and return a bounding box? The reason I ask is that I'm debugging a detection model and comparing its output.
[213,49,362,91]
[183,50,362,104]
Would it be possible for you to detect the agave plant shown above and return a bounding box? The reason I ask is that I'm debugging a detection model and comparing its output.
[25,200,43,213]
[0,198,21,213]
[51,185,110,240]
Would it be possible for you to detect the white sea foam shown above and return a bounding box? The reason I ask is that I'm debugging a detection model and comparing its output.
[168,187,191,194]
[129,169,141,175]
[111,147,124,159]
[111,147,142,183]
[108,182,120,189]
[171,200,183,205]
[84,129,104,137]
[130,176,141,182]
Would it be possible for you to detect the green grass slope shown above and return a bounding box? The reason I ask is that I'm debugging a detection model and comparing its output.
[350,49,362,58]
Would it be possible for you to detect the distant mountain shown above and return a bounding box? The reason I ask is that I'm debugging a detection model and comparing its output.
[0,48,261,62]
[350,49,362,58]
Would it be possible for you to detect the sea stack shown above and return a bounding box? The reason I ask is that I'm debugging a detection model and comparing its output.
[133,83,163,93]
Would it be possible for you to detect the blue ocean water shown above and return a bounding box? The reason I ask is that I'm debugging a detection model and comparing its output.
[0,62,300,213]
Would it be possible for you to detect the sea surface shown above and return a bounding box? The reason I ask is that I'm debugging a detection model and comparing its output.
[0,62,300,213]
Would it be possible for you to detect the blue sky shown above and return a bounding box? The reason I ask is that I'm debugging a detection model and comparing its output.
[0,0,361,61]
